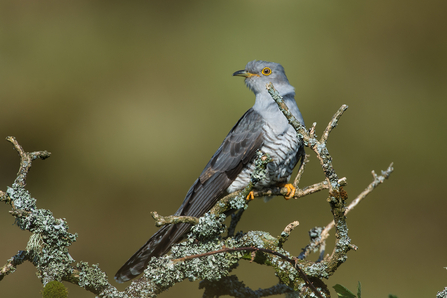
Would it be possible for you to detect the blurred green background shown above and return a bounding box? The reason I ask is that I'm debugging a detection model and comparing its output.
[1,1,446,297]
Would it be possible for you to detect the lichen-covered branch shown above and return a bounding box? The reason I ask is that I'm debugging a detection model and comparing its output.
[1,88,394,298]
[278,221,300,247]
[299,163,394,260]
[151,211,200,227]
[171,246,324,298]
[267,84,348,196]
[267,83,352,277]
[318,163,394,251]
[0,137,112,295]
[0,251,28,282]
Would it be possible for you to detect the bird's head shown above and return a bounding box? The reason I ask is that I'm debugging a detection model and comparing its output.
[233,60,291,95]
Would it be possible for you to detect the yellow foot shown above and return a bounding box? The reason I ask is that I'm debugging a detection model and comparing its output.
[282,184,296,200]
[246,191,255,201]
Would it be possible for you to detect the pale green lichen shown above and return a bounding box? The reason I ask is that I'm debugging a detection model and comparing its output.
[251,151,272,184]
[76,262,109,292]
[6,184,36,213]
[303,261,330,279]
[228,195,247,210]
[6,183,78,285]
[189,213,226,240]
[145,238,240,287]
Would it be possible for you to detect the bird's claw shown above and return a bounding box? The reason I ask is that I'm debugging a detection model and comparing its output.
[283,184,296,200]
[246,191,255,201]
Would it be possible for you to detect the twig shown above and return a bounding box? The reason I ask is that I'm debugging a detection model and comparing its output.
[278,221,300,246]
[151,211,199,227]
[253,177,347,199]
[300,163,394,259]
[283,221,300,235]
[293,154,310,187]
[309,122,317,139]
[345,163,394,214]
[0,251,28,282]
[319,163,394,246]
[6,136,51,187]
[320,105,348,144]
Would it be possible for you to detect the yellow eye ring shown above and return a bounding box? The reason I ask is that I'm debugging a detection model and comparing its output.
[261,67,272,76]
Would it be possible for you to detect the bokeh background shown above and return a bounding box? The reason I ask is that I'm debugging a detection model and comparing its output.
[1,1,446,297]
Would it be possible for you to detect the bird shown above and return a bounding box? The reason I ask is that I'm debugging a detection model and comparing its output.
[114,60,305,283]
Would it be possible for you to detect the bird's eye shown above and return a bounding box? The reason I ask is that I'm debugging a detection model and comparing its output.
[262,67,272,76]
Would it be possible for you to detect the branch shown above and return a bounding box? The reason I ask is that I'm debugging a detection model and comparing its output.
[171,246,324,298]
[293,154,310,187]
[151,211,200,227]
[267,83,351,276]
[253,177,347,199]
[313,163,395,257]
[278,220,300,247]
[345,163,394,214]
[0,251,28,282]
[5,136,51,187]
[320,105,348,144]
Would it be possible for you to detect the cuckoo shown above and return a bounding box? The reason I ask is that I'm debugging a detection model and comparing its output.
[115,60,305,282]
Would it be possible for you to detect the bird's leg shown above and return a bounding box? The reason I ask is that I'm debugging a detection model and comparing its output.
[246,191,255,201]
[281,184,296,200]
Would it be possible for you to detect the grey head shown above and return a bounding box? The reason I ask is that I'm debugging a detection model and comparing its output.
[233,60,294,97]
[233,60,303,132]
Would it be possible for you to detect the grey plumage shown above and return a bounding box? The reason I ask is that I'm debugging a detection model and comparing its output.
[114,60,305,283]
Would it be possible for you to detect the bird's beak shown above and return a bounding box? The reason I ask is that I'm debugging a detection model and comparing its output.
[233,70,259,78]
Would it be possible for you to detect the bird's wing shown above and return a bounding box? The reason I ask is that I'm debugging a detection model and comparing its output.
[176,107,265,217]
[115,108,265,283]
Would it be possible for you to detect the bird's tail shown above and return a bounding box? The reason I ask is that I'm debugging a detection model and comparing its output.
[114,223,187,283]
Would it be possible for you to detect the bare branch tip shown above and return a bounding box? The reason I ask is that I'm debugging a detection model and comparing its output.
[387,162,394,173]
[339,177,348,186]
[283,221,300,234]
[309,122,317,138]
[349,244,358,251]
[6,136,24,154]
[5,136,16,143]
